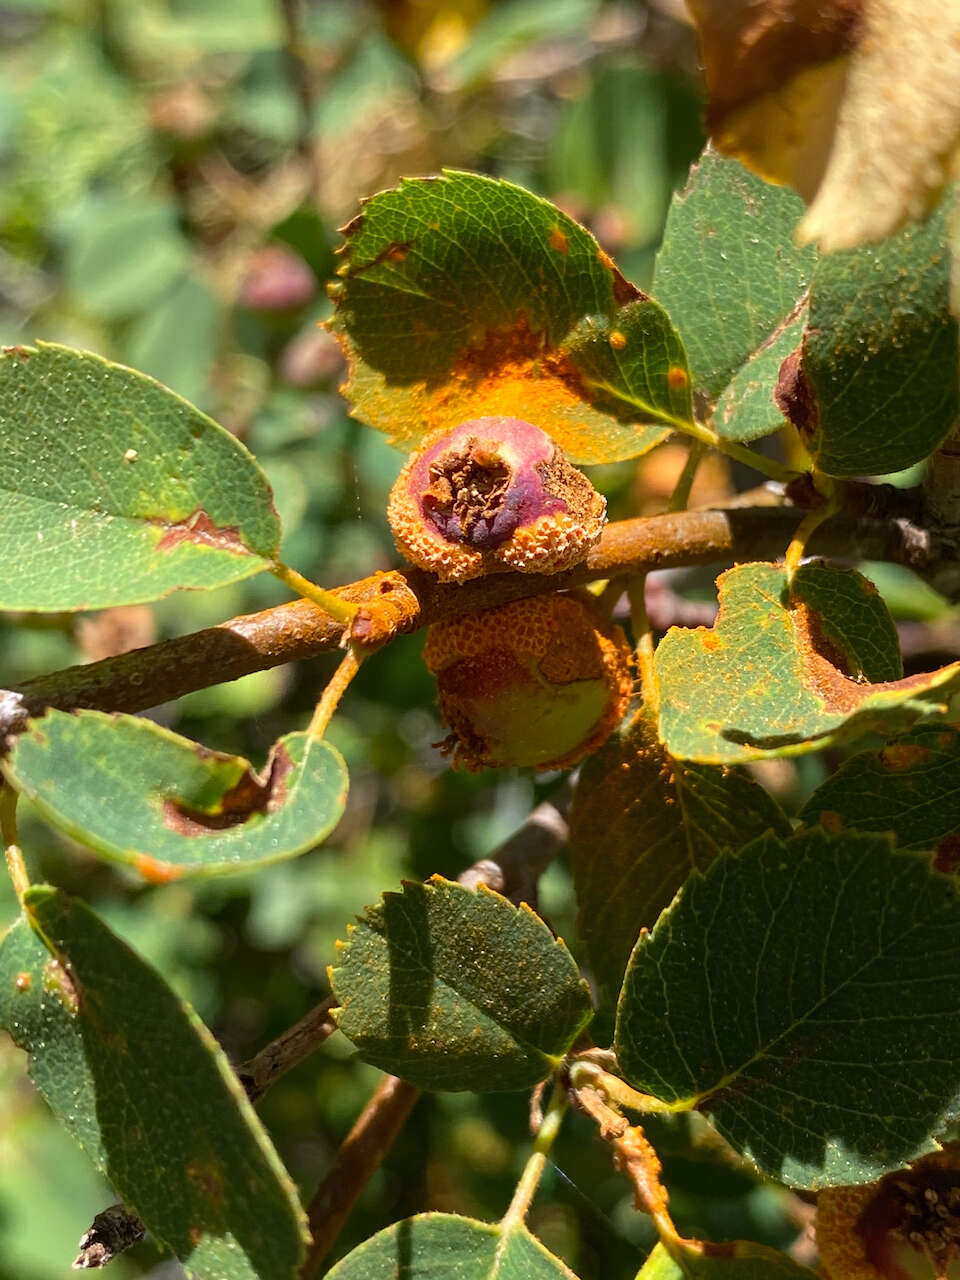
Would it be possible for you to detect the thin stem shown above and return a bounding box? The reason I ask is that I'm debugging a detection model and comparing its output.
[307,645,363,739]
[500,1077,568,1233]
[582,378,800,484]
[237,995,337,1102]
[270,561,359,626]
[567,1060,680,1115]
[0,786,29,904]
[627,577,658,716]
[667,440,705,513]
[300,1075,421,1277]
[784,479,839,581]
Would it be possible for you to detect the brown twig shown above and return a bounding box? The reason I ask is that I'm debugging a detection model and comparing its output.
[236,995,338,1103]
[2,504,938,737]
[457,788,571,907]
[300,1074,421,1278]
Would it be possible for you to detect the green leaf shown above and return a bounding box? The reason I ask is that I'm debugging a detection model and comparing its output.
[800,195,959,476]
[0,344,279,611]
[713,312,805,443]
[0,887,308,1278]
[329,877,593,1091]
[325,1213,578,1279]
[799,724,960,854]
[638,1241,815,1279]
[330,170,690,464]
[615,830,960,1188]
[4,709,348,878]
[655,562,957,764]
[569,710,789,999]
[653,149,815,416]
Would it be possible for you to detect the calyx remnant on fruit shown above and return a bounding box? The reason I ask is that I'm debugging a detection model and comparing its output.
[423,593,633,771]
[387,416,605,583]
[818,1149,960,1280]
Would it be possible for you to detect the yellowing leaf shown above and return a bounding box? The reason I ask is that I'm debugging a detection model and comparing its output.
[687,0,960,252]
[329,171,690,465]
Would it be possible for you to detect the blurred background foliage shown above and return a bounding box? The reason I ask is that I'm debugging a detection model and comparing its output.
[0,2,953,1277]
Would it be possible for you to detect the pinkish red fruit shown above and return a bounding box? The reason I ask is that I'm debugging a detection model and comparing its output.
[387,416,605,583]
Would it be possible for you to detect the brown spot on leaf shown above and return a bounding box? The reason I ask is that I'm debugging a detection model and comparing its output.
[152,509,251,557]
[608,330,627,351]
[162,741,294,836]
[187,1158,225,1204]
[818,810,845,833]
[596,249,644,307]
[667,365,689,390]
[1,345,32,358]
[14,971,31,992]
[690,0,862,139]
[549,228,569,254]
[935,833,960,874]
[775,349,819,438]
[879,742,930,771]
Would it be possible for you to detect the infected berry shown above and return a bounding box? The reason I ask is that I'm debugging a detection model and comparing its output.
[423,593,633,771]
[387,416,605,583]
[818,1149,960,1280]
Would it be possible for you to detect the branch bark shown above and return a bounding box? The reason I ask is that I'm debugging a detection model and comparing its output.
[300,1074,421,1278]
[2,504,938,737]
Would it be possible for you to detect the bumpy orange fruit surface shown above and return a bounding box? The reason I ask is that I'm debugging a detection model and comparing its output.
[388,416,605,583]
[818,1149,960,1280]
[423,593,633,771]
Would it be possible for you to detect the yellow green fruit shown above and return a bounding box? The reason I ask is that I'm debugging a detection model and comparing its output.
[423,593,633,771]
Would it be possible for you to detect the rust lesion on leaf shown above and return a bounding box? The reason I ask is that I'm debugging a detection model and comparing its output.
[790,596,960,713]
[151,509,251,558]
[548,227,569,254]
[161,741,293,837]
[879,741,930,770]
[134,853,182,884]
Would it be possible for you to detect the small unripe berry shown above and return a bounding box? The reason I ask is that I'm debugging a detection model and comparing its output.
[818,1149,960,1279]
[387,417,605,583]
[423,593,633,771]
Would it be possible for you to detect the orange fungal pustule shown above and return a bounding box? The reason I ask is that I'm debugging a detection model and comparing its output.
[818,1148,960,1280]
[387,416,605,583]
[423,593,634,772]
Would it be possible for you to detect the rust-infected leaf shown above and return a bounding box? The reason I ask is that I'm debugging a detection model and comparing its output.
[656,561,960,764]
[329,172,689,464]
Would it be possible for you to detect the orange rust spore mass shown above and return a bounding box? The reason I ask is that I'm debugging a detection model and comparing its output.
[388,416,605,583]
[423,593,633,771]
[818,1148,960,1280]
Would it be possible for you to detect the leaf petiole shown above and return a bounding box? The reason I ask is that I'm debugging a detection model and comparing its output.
[500,1076,568,1233]
[628,577,658,717]
[270,561,360,627]
[582,376,800,484]
[307,645,365,740]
